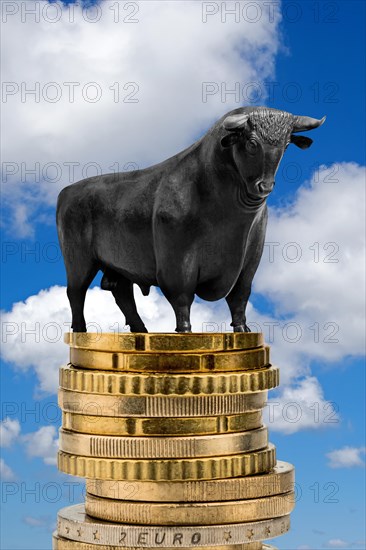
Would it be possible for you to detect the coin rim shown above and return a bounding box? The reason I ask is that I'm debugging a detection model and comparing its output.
[59,365,279,396]
[57,444,276,481]
[65,332,264,352]
[57,504,289,546]
[58,426,268,459]
[58,388,268,418]
[69,347,270,373]
[85,461,294,502]
[84,491,295,524]
[52,531,267,550]
[62,409,264,436]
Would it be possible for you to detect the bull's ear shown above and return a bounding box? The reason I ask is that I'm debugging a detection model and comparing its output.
[290,135,313,149]
[221,133,241,148]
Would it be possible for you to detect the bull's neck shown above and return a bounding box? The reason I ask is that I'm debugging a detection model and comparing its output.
[200,135,267,217]
[235,182,266,214]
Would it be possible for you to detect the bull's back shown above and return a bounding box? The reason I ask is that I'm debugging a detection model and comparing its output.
[57,171,159,283]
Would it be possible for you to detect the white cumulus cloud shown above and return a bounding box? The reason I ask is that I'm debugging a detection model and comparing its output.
[263,376,339,435]
[255,163,365,433]
[0,418,21,447]
[326,446,366,469]
[1,0,282,236]
[23,515,53,529]
[322,540,350,549]
[22,425,59,466]
[254,162,366,362]
[0,458,16,481]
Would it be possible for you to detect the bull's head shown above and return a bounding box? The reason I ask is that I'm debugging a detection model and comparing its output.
[221,108,326,200]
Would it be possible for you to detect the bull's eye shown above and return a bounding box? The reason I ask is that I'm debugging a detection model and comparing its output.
[246,138,259,155]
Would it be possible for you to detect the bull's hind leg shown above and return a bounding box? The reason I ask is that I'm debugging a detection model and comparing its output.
[66,261,99,332]
[111,276,148,333]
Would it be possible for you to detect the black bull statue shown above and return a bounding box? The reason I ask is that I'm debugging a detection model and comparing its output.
[57,107,325,333]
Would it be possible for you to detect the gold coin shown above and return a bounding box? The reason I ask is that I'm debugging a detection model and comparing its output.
[58,444,276,481]
[65,332,264,352]
[85,491,295,524]
[53,532,268,549]
[69,347,270,373]
[59,427,268,459]
[57,504,290,545]
[62,410,263,436]
[59,388,268,418]
[86,461,294,502]
[59,365,279,396]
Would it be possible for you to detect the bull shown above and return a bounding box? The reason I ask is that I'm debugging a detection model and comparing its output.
[56,107,325,333]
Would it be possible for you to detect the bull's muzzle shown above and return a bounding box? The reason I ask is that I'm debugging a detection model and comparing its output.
[258,181,275,196]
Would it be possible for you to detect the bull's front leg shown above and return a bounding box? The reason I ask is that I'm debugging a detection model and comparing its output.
[156,252,196,333]
[226,209,268,332]
[168,292,195,333]
[225,276,252,332]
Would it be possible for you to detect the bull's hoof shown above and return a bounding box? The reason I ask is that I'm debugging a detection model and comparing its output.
[233,324,251,333]
[72,324,87,333]
[175,323,192,333]
[130,325,148,333]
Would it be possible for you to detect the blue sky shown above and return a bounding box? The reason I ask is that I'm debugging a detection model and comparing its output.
[1,1,365,549]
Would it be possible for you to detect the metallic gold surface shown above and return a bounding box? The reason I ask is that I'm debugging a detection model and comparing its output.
[85,491,295,524]
[56,333,292,550]
[52,532,273,550]
[65,332,264,352]
[58,444,276,481]
[57,504,289,546]
[59,388,268,418]
[59,365,279,396]
[86,461,294,502]
[62,410,263,436]
[69,346,270,373]
[59,427,268,459]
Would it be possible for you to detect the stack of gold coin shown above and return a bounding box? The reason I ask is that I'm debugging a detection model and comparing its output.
[54,332,295,549]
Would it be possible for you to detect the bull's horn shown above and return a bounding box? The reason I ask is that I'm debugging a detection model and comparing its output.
[223,113,249,131]
[292,115,326,133]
